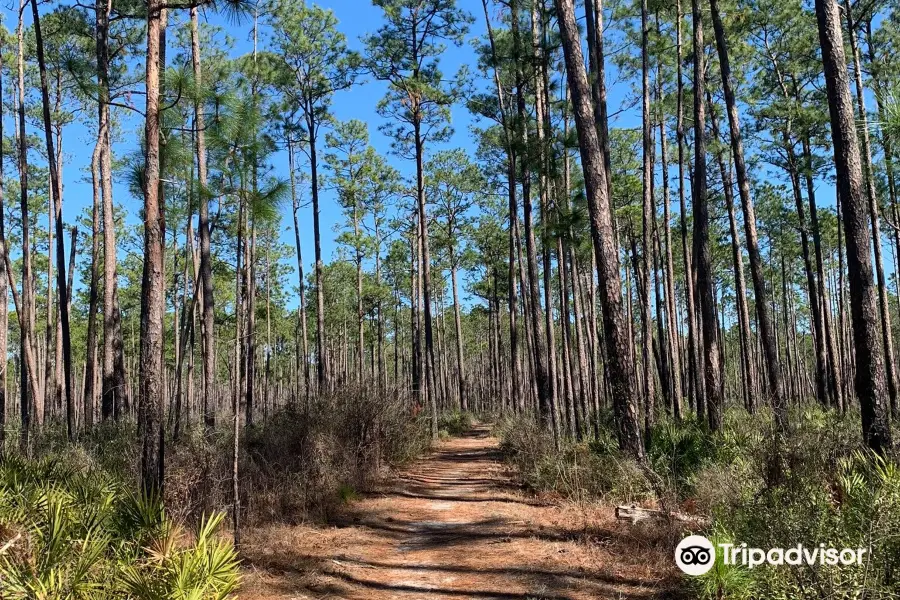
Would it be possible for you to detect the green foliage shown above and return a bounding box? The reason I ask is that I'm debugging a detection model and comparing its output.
[0,456,238,599]
[647,416,717,498]
[428,149,482,270]
[689,407,898,599]
[364,0,472,152]
[325,119,402,273]
[691,532,756,600]
[438,410,473,437]
[268,0,360,121]
[497,406,900,598]
[337,484,360,504]
[698,451,892,598]
[238,386,431,521]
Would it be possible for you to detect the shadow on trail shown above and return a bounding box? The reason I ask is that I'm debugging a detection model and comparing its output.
[334,514,616,548]
[321,570,578,599]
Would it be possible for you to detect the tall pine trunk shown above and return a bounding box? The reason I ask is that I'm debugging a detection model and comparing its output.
[709,0,785,424]
[308,119,328,392]
[676,0,701,413]
[843,0,898,416]
[555,0,643,458]
[814,0,892,451]
[192,5,216,430]
[84,130,103,430]
[32,0,75,440]
[0,51,7,441]
[16,0,38,447]
[288,140,310,405]
[139,0,166,494]
[640,0,656,433]
[98,0,128,420]
[692,0,723,431]
[413,119,438,436]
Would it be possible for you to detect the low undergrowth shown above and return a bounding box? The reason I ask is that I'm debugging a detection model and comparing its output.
[230,386,431,524]
[23,385,431,527]
[495,414,652,503]
[438,410,474,438]
[0,385,429,597]
[496,406,900,599]
[0,455,239,599]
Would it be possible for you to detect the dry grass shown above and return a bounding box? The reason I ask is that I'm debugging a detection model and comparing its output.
[167,386,431,528]
[28,385,430,530]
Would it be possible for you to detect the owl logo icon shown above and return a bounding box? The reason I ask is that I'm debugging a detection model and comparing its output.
[675,535,715,576]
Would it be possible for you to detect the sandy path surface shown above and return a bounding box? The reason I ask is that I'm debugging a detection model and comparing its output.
[241,426,681,599]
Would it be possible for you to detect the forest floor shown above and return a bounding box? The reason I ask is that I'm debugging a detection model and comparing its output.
[240,425,683,599]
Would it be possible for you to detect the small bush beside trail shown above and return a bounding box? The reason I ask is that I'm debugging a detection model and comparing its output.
[438,410,474,437]
[234,386,431,523]
[63,385,432,526]
[495,415,652,503]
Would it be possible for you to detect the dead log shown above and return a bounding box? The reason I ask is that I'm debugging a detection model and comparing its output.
[615,504,709,526]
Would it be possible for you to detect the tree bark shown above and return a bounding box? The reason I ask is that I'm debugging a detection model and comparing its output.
[555,0,643,458]
[139,0,166,494]
[802,136,842,409]
[192,5,216,431]
[480,0,521,413]
[843,0,898,416]
[98,0,128,420]
[0,49,7,441]
[32,0,76,440]
[709,101,756,413]
[709,0,785,424]
[814,0,892,451]
[692,0,723,431]
[288,140,310,406]
[413,120,438,437]
[16,0,39,447]
[308,120,328,392]
[640,0,656,433]
[84,130,103,430]
[656,47,683,419]
[676,0,701,413]
[511,0,551,429]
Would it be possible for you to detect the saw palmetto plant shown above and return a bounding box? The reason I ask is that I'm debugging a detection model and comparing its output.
[0,456,238,600]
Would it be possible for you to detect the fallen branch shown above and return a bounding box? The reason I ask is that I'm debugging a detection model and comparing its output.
[615,504,709,527]
[0,533,21,555]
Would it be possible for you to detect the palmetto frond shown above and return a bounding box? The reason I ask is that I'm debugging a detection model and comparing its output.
[0,456,238,600]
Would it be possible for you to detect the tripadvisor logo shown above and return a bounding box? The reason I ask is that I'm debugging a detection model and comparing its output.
[675,535,869,576]
[675,535,716,576]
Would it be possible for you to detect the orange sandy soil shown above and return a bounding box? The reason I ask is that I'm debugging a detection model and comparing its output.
[239,426,684,599]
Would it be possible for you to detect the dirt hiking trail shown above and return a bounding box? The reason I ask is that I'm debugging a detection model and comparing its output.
[242,425,681,599]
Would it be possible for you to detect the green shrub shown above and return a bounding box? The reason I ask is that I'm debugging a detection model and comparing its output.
[337,484,360,504]
[498,405,900,599]
[16,385,430,530]
[691,406,900,599]
[691,532,755,600]
[647,416,716,499]
[438,410,473,437]
[0,455,238,599]
[238,385,430,522]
